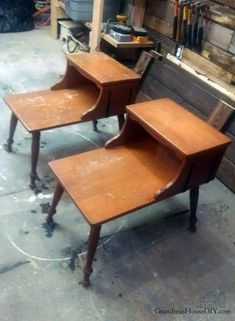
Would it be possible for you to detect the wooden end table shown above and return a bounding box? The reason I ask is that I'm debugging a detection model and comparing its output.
[45,98,231,286]
[4,52,140,188]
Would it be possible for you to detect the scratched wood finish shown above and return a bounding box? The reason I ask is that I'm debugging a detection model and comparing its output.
[50,137,181,225]
[4,52,140,133]
[4,87,99,132]
[4,52,141,188]
[49,98,230,226]
[47,99,231,284]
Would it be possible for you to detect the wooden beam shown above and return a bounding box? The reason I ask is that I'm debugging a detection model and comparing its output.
[204,21,233,52]
[206,5,235,30]
[50,0,67,39]
[144,14,172,37]
[182,48,234,85]
[208,100,234,130]
[202,41,235,75]
[166,53,235,101]
[90,0,104,52]
[211,0,235,10]
[131,0,146,27]
[228,31,235,54]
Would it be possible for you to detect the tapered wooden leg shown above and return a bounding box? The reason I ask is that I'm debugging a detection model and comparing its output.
[93,119,98,131]
[5,113,18,152]
[189,187,199,233]
[46,182,64,224]
[29,131,41,189]
[83,225,102,287]
[117,114,125,131]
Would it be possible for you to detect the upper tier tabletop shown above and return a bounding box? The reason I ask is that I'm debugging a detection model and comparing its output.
[127,98,231,158]
[67,52,141,86]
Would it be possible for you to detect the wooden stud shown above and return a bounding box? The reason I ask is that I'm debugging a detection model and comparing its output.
[133,51,154,77]
[208,100,234,131]
[131,0,146,27]
[50,0,67,39]
[89,0,104,52]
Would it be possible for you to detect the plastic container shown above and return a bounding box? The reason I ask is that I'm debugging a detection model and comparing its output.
[65,0,121,22]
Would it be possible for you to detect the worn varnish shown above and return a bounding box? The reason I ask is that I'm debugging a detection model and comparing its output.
[4,52,140,188]
[5,87,99,132]
[46,98,231,286]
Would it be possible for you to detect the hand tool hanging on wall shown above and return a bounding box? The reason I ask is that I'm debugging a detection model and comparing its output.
[176,0,184,43]
[186,3,193,48]
[192,2,201,49]
[173,0,179,40]
[173,0,210,54]
[196,4,209,52]
[176,0,190,44]
[181,1,189,45]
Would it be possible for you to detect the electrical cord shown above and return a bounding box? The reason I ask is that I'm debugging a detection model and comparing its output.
[33,0,50,28]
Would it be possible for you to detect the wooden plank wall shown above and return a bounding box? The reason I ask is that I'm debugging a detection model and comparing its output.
[144,0,235,79]
[138,0,235,191]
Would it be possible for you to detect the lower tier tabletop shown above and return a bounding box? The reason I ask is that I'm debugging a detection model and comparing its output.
[49,136,182,225]
[4,85,99,132]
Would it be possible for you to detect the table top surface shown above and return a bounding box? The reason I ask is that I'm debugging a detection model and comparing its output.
[4,86,98,132]
[67,52,141,86]
[50,137,181,225]
[127,98,231,157]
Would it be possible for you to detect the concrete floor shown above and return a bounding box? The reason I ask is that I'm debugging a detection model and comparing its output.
[0,28,235,321]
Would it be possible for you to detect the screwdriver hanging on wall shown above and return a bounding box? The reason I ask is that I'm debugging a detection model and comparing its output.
[186,3,193,48]
[196,4,209,52]
[173,0,179,41]
[192,2,201,49]
[182,2,189,45]
[176,0,184,42]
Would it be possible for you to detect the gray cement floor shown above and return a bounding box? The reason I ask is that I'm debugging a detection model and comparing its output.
[0,28,235,321]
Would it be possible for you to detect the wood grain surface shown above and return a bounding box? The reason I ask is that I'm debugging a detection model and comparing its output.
[68,52,140,86]
[127,98,231,157]
[4,86,99,132]
[50,136,181,225]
